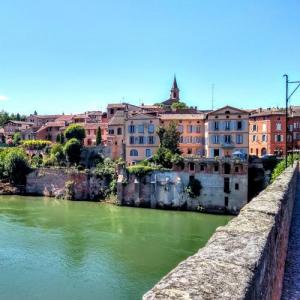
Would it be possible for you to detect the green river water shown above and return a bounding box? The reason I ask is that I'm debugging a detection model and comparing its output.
[0,195,232,300]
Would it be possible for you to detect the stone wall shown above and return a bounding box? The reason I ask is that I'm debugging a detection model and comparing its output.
[26,168,106,200]
[118,167,248,214]
[144,164,298,300]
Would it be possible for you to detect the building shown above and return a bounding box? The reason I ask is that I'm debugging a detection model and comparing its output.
[3,120,34,140]
[160,113,205,155]
[26,114,61,127]
[125,112,160,164]
[205,106,249,158]
[249,108,286,157]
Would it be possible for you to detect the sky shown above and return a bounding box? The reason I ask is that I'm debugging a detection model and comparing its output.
[0,0,300,115]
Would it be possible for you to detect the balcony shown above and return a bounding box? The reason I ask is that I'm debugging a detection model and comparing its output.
[221,142,235,148]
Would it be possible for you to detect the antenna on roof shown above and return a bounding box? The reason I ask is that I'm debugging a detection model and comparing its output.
[211,84,215,110]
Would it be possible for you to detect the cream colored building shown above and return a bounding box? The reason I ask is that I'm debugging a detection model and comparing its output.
[125,113,160,164]
[205,106,249,158]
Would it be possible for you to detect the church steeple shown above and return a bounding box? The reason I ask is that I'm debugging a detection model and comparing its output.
[170,75,180,101]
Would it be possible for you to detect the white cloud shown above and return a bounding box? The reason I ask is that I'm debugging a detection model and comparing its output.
[0,95,8,101]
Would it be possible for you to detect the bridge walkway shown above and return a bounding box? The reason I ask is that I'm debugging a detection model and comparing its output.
[282,170,300,299]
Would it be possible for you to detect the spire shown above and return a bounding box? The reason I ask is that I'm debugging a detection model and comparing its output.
[170,75,180,100]
[173,75,178,89]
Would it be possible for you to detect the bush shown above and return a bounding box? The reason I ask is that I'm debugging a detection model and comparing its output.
[152,147,174,168]
[271,154,299,182]
[64,124,86,142]
[50,143,65,164]
[3,148,30,184]
[22,140,52,150]
[64,138,82,165]
[13,132,22,145]
[126,165,159,177]
[185,177,202,198]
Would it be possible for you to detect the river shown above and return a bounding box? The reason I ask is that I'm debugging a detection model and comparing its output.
[0,195,232,300]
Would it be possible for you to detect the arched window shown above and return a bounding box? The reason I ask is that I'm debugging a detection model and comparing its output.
[130,149,138,156]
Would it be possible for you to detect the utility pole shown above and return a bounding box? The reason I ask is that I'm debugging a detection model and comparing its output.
[211,84,215,110]
[283,74,300,168]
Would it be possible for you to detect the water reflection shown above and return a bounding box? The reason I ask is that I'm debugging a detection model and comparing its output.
[0,195,232,300]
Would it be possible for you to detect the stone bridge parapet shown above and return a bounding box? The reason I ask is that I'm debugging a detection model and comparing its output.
[144,164,298,300]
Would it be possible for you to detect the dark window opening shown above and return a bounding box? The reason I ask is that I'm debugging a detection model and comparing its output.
[200,164,205,171]
[235,183,239,190]
[189,162,195,171]
[225,196,229,207]
[235,166,239,173]
[214,165,219,172]
[224,163,231,174]
[224,178,230,193]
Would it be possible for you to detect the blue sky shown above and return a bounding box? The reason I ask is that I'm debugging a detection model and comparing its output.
[0,0,299,114]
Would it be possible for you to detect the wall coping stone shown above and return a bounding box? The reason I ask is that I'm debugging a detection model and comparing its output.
[143,164,298,300]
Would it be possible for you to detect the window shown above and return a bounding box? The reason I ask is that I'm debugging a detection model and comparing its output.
[148,124,155,133]
[276,134,283,142]
[252,124,257,131]
[224,178,230,193]
[148,136,155,144]
[236,134,243,144]
[177,125,184,133]
[262,123,267,132]
[252,135,257,142]
[128,125,135,133]
[213,135,219,144]
[225,121,231,130]
[145,149,152,157]
[117,128,122,135]
[235,166,239,172]
[224,135,231,144]
[138,125,144,133]
[214,121,219,131]
[224,163,231,174]
[237,121,242,130]
[108,129,114,135]
[179,136,184,143]
[262,134,267,142]
[224,196,229,207]
[129,136,135,144]
[139,136,144,144]
[225,110,230,114]
[235,183,239,190]
[214,164,219,172]
[189,163,195,171]
[196,126,201,133]
[276,123,282,131]
[213,149,219,157]
[187,125,193,133]
[200,164,205,171]
[130,149,138,156]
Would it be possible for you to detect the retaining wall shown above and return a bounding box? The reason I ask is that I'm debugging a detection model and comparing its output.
[26,168,106,200]
[144,164,298,300]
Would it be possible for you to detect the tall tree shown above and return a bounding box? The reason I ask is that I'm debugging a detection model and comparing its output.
[157,121,181,153]
[96,127,102,145]
[64,124,86,142]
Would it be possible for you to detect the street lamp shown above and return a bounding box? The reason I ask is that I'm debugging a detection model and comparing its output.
[284,74,300,168]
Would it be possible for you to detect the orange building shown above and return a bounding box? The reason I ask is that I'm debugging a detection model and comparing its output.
[249,108,286,157]
[160,113,205,156]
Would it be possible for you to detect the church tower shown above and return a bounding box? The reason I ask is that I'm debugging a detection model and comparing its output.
[170,75,180,101]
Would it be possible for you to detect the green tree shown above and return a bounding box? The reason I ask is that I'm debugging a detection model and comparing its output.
[64,138,82,165]
[51,143,65,163]
[171,102,188,110]
[64,124,86,142]
[96,127,102,145]
[13,132,22,145]
[157,121,181,153]
[4,148,30,184]
[34,110,38,115]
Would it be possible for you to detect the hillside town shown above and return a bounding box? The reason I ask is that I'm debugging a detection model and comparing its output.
[1,77,299,163]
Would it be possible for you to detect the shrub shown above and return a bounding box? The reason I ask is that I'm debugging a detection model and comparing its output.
[64,138,82,165]
[64,124,86,142]
[126,165,159,177]
[13,132,22,145]
[3,148,30,184]
[22,140,52,150]
[185,177,202,198]
[50,143,65,163]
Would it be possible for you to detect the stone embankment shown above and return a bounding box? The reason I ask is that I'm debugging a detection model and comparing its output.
[26,168,107,200]
[144,164,298,300]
